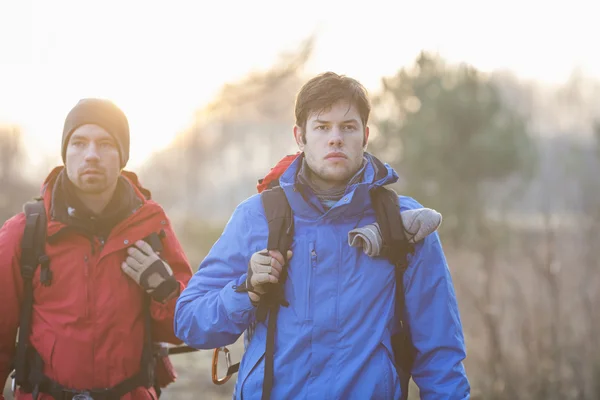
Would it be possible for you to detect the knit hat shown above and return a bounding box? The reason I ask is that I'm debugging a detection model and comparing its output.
[62,98,130,168]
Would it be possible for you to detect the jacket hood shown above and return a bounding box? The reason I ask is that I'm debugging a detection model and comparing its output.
[277,152,399,219]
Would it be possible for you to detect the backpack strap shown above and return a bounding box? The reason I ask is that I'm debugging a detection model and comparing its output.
[370,187,416,400]
[370,187,412,268]
[258,186,293,400]
[20,200,50,283]
[232,186,293,400]
[261,186,294,259]
[14,199,49,391]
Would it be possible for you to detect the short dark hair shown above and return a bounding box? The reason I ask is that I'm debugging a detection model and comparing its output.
[294,72,371,143]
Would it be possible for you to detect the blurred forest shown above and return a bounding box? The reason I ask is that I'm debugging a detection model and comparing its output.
[3,38,600,399]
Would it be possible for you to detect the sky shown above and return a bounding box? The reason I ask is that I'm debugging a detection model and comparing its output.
[1,0,598,174]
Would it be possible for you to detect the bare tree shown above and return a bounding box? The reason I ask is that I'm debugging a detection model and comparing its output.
[0,126,37,224]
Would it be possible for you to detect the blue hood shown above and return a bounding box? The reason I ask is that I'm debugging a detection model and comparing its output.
[278,152,400,219]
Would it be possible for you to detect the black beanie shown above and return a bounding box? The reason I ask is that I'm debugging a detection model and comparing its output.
[62,98,130,168]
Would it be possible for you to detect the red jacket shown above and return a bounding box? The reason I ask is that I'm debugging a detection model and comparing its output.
[0,167,193,399]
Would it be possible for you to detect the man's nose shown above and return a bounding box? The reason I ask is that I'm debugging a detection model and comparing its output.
[83,143,100,161]
[328,126,343,146]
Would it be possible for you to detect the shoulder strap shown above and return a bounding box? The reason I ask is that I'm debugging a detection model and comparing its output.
[261,186,294,262]
[20,199,49,281]
[140,229,171,390]
[257,186,294,400]
[370,187,416,400]
[15,199,49,387]
[370,186,412,268]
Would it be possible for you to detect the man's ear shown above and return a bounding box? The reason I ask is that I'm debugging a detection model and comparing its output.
[293,125,305,150]
[363,126,370,149]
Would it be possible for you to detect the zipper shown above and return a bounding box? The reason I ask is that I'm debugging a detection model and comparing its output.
[308,241,317,320]
[89,238,101,379]
[97,236,105,254]
[83,254,90,319]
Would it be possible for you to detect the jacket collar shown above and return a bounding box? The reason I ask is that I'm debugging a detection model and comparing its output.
[278,152,399,220]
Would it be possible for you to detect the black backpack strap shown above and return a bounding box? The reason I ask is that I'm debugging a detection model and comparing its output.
[370,187,416,400]
[258,186,293,400]
[234,186,293,310]
[140,231,170,391]
[262,186,294,260]
[370,187,412,268]
[231,187,294,400]
[14,199,48,392]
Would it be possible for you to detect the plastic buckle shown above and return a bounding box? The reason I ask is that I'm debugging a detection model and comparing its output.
[72,392,94,400]
[38,254,50,266]
[154,342,170,357]
[21,264,36,280]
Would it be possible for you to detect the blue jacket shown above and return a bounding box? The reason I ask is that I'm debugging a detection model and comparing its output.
[175,155,470,399]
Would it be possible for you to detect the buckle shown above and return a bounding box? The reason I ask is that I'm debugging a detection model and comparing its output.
[21,264,36,280]
[153,342,169,357]
[72,392,93,400]
[38,254,50,266]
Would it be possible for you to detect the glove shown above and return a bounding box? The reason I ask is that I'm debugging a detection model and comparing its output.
[401,208,442,243]
[121,240,179,303]
[245,249,292,305]
[348,208,442,256]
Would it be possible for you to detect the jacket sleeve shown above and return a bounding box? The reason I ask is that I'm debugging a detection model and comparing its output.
[174,203,257,349]
[0,214,26,388]
[401,200,471,399]
[148,215,193,345]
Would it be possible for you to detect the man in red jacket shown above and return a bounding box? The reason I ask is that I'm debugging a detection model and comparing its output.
[0,99,193,399]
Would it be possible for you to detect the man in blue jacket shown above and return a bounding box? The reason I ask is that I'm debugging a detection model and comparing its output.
[174,72,470,399]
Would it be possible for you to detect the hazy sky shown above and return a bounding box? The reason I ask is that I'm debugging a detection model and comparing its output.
[1,0,598,172]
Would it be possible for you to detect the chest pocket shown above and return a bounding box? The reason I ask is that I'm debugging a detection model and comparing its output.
[33,242,91,320]
[283,235,312,322]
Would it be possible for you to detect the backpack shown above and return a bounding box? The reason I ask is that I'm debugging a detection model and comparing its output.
[225,153,417,400]
[11,198,176,399]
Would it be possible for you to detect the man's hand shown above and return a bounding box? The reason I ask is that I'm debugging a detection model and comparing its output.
[247,249,292,304]
[121,240,179,303]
